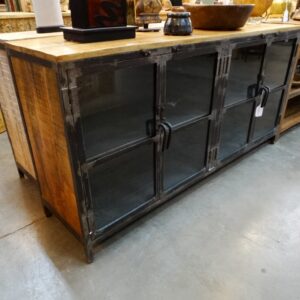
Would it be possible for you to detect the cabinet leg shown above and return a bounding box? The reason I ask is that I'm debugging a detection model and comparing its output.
[43,205,53,218]
[17,168,25,179]
[270,135,278,144]
[85,245,94,264]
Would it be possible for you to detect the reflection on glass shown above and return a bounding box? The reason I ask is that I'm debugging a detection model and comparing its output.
[90,144,155,230]
[78,65,154,158]
[264,40,294,89]
[164,120,209,190]
[225,45,265,106]
[253,91,282,140]
[219,102,253,160]
[166,54,216,125]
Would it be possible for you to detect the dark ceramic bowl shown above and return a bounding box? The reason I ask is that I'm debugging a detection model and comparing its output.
[164,11,193,36]
[183,4,254,30]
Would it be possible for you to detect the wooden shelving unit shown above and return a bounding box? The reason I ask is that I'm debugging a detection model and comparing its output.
[280,49,300,133]
[0,12,71,33]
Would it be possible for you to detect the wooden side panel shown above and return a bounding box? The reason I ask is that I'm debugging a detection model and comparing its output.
[0,49,35,177]
[11,56,82,236]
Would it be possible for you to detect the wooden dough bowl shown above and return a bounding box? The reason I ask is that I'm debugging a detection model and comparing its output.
[183,4,254,30]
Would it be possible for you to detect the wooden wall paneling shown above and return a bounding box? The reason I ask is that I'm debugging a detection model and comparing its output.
[10,56,82,237]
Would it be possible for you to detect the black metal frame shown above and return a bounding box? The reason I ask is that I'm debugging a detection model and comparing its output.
[6,28,300,263]
[160,46,219,194]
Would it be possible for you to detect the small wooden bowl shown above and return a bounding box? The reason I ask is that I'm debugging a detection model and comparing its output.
[183,4,254,30]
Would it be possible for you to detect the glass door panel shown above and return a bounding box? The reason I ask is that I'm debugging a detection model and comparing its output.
[77,64,155,159]
[163,119,209,190]
[219,101,253,160]
[253,90,283,140]
[166,54,216,126]
[89,143,155,231]
[225,45,265,106]
[264,40,295,90]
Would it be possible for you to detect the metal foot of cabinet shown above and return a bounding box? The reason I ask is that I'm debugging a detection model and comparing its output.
[5,26,299,262]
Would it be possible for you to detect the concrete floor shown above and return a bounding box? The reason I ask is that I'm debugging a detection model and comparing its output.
[1,127,300,300]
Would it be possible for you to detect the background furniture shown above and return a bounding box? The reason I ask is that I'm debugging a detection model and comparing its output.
[0,12,71,32]
[4,24,300,262]
[0,32,38,178]
[0,12,71,134]
[0,31,61,179]
[280,47,300,133]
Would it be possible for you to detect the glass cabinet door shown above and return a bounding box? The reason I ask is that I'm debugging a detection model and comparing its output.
[225,44,265,106]
[219,102,254,160]
[253,90,283,140]
[76,64,155,159]
[166,54,215,126]
[219,44,264,160]
[163,53,216,191]
[73,62,158,233]
[88,143,155,231]
[252,39,295,141]
[163,120,209,190]
[264,40,295,90]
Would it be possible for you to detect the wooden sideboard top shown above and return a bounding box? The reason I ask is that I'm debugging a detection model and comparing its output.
[3,23,300,63]
[0,31,61,42]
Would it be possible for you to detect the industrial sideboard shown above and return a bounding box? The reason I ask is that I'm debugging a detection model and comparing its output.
[3,23,300,262]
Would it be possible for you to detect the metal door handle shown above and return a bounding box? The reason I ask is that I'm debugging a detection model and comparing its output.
[259,85,270,108]
[159,122,173,152]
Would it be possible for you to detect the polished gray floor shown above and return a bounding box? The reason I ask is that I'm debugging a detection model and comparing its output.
[1,127,300,300]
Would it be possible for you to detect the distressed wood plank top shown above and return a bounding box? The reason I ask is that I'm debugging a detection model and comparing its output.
[4,23,300,63]
[0,31,61,43]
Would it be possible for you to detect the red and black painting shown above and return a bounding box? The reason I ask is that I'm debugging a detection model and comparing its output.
[88,0,127,28]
